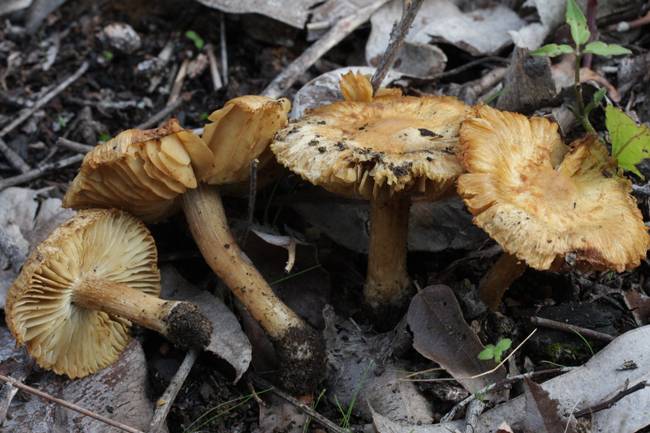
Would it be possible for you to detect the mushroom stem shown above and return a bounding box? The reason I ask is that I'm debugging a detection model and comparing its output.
[479,253,527,311]
[364,193,412,313]
[73,279,211,349]
[181,184,324,393]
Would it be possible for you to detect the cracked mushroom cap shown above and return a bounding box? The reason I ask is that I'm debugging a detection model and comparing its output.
[200,95,291,185]
[271,76,470,199]
[458,105,649,271]
[5,209,160,378]
[63,119,214,223]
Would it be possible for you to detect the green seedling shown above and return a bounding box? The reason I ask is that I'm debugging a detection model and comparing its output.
[605,105,650,178]
[101,50,114,61]
[98,132,111,143]
[185,30,205,50]
[531,0,630,134]
[478,338,512,364]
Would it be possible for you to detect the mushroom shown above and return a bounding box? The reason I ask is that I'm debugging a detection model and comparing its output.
[63,97,325,394]
[5,209,212,378]
[458,105,650,310]
[271,72,470,318]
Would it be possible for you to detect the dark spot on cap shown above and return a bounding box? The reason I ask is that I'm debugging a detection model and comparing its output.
[316,120,326,125]
[419,128,443,138]
[335,141,347,150]
[308,139,319,146]
[317,146,326,153]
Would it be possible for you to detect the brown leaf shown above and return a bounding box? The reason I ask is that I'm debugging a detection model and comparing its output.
[407,285,506,397]
[623,290,650,326]
[523,378,576,433]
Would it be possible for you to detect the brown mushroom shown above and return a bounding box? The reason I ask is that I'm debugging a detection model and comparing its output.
[63,98,324,394]
[5,209,211,378]
[271,72,470,319]
[458,105,650,310]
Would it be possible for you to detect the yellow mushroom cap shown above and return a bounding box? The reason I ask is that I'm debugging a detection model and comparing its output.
[201,95,291,185]
[5,209,160,378]
[63,119,214,223]
[271,79,470,200]
[458,105,649,271]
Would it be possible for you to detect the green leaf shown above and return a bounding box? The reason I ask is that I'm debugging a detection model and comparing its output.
[565,0,590,46]
[98,133,111,142]
[496,338,512,352]
[606,105,650,178]
[185,30,205,50]
[478,345,495,360]
[592,88,607,105]
[101,50,114,61]
[530,43,574,57]
[583,41,631,57]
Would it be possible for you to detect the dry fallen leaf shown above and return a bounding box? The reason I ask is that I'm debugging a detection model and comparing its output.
[160,265,252,382]
[407,285,506,398]
[522,378,576,433]
[193,0,323,28]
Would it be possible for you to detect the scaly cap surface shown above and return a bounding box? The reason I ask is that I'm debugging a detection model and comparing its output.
[458,105,649,271]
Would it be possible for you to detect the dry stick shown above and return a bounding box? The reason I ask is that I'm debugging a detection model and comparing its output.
[57,137,93,153]
[0,137,30,173]
[167,58,190,106]
[249,375,347,433]
[220,13,229,87]
[0,373,144,433]
[440,366,575,422]
[0,154,83,191]
[0,61,88,140]
[370,0,424,92]
[262,0,391,99]
[135,94,188,130]
[530,316,615,342]
[147,349,199,433]
[205,44,224,91]
[574,380,647,417]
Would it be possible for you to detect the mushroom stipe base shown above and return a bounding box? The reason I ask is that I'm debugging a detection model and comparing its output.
[275,325,326,395]
[163,303,212,350]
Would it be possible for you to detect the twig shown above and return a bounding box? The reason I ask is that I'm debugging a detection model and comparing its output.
[249,374,347,433]
[0,373,144,433]
[440,367,575,422]
[220,13,229,87]
[610,10,650,31]
[167,58,190,106]
[57,137,93,153]
[205,44,224,91]
[464,399,485,433]
[0,61,88,140]
[370,0,424,92]
[0,154,84,191]
[574,380,647,417]
[429,56,509,81]
[0,137,30,173]
[0,362,31,425]
[148,350,199,433]
[530,316,615,342]
[135,93,189,130]
[262,0,390,98]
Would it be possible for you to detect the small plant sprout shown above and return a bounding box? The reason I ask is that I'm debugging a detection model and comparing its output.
[531,0,630,133]
[478,338,512,364]
[605,105,650,178]
[185,30,205,50]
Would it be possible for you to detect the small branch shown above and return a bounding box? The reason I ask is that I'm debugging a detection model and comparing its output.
[440,367,574,422]
[574,380,647,417]
[205,44,224,91]
[0,154,84,191]
[262,0,390,98]
[0,137,30,173]
[220,13,229,87]
[0,61,88,140]
[370,0,424,92]
[0,373,144,433]
[167,59,190,106]
[135,93,189,130]
[148,350,199,433]
[57,137,93,153]
[530,316,615,342]
[249,375,347,433]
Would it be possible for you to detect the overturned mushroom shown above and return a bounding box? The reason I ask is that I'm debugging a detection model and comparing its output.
[272,72,470,319]
[5,209,211,378]
[63,98,325,394]
[458,105,650,310]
